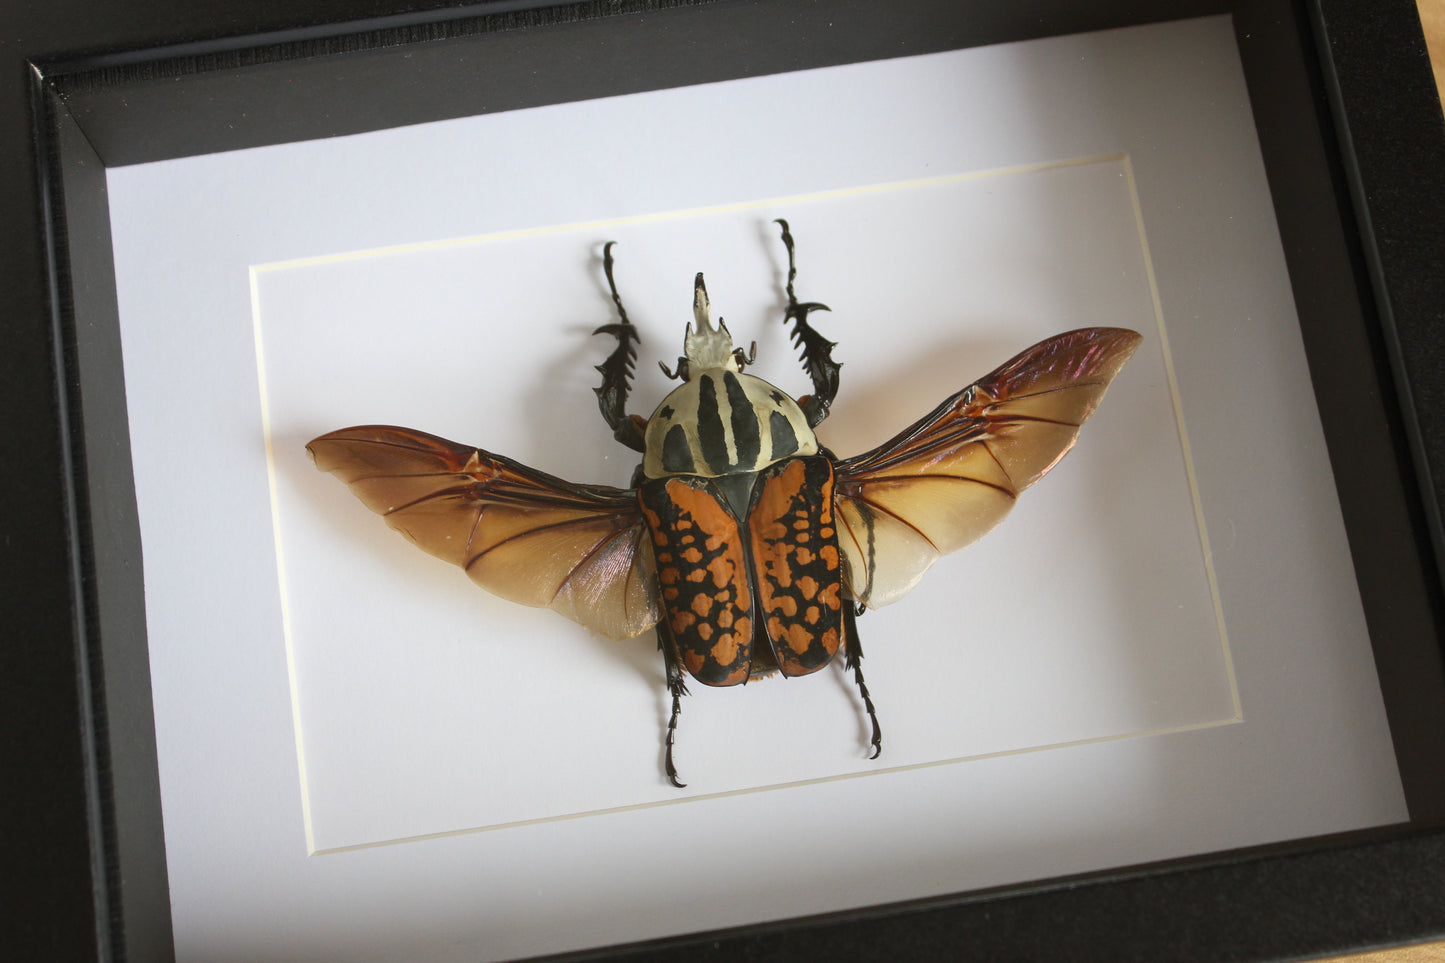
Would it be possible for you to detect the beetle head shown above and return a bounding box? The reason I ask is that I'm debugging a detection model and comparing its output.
[682,272,737,371]
[659,273,758,380]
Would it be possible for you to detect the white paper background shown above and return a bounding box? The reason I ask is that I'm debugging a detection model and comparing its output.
[258,156,1231,849]
[107,15,1406,962]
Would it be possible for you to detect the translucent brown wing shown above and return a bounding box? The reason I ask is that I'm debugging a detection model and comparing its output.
[832,327,1142,608]
[307,425,660,641]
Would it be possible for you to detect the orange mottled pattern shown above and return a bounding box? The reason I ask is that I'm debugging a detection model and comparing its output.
[748,457,844,677]
[639,477,754,686]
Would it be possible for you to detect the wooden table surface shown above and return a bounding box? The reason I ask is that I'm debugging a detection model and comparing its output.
[1321,939,1445,963]
[1424,0,1445,108]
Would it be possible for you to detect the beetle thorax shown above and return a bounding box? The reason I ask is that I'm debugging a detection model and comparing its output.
[642,370,819,479]
[642,273,819,479]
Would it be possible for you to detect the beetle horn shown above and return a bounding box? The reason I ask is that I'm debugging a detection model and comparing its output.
[684,271,736,371]
[693,273,712,333]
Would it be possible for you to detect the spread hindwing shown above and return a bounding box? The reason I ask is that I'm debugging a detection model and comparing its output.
[643,370,817,479]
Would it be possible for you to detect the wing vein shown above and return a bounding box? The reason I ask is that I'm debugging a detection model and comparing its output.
[847,493,940,550]
[379,482,630,517]
[556,526,633,604]
[463,514,625,571]
[842,472,1015,492]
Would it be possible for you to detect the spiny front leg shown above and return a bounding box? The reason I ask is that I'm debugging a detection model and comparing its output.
[592,242,648,453]
[843,603,882,759]
[775,219,841,428]
[657,621,690,788]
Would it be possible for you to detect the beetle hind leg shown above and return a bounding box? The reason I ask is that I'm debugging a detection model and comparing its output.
[843,603,883,759]
[774,219,841,428]
[658,625,690,788]
[592,242,649,453]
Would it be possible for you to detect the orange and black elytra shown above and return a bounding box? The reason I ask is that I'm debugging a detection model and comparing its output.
[308,221,1142,787]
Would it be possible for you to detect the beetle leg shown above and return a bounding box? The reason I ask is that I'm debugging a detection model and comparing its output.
[774,219,841,429]
[657,623,690,788]
[593,242,649,453]
[842,603,882,759]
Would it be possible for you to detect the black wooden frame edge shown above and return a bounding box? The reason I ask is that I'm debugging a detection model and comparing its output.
[6,0,1445,960]
[23,64,117,963]
[545,824,1445,962]
[1306,0,1445,840]
[41,0,1231,168]
[1257,0,1445,826]
[37,86,176,963]
[1312,0,1445,584]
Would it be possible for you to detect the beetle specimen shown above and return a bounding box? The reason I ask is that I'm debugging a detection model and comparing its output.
[308,221,1141,786]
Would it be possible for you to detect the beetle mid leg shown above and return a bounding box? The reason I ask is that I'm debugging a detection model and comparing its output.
[656,620,690,788]
[592,242,649,453]
[843,602,882,759]
[774,219,841,428]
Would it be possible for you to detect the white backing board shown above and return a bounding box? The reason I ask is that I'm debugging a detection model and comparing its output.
[106,15,1406,962]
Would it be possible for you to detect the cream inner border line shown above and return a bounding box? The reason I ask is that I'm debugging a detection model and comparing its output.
[250,154,1240,855]
[313,716,1241,856]
[252,267,319,854]
[255,154,1116,271]
[1122,153,1242,722]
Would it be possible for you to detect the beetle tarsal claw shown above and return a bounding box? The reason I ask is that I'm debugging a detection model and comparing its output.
[842,604,883,759]
[855,668,883,760]
[665,691,686,788]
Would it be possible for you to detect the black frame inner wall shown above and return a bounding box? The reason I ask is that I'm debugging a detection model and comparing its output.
[5,0,1445,960]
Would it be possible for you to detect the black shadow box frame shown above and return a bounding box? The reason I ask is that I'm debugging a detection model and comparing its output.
[5,0,1445,959]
